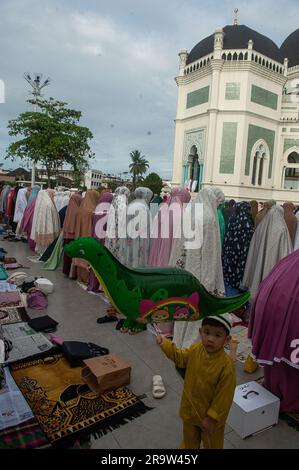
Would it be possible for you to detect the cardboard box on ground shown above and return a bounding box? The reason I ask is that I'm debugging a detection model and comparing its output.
[82,353,131,395]
[227,381,280,439]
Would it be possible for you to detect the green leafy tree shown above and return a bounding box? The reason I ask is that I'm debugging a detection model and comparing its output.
[129,150,149,188]
[142,172,163,195]
[108,181,119,192]
[72,161,88,189]
[6,97,94,187]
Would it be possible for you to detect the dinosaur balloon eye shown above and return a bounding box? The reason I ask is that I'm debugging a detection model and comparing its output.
[79,249,85,255]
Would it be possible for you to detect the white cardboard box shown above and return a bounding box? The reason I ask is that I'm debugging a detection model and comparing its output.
[227,381,280,438]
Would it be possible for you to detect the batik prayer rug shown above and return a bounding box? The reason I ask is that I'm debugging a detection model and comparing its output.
[11,353,152,447]
[0,417,51,449]
[0,417,91,449]
[0,307,29,326]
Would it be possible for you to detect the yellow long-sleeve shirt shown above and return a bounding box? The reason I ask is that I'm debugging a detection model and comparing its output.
[161,340,236,427]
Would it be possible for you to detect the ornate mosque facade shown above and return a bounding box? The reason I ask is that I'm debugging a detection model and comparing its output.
[171,16,299,203]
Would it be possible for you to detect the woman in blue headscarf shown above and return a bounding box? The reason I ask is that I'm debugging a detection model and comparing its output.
[27,185,41,206]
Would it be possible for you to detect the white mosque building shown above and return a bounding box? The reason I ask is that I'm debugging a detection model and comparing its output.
[171,16,299,203]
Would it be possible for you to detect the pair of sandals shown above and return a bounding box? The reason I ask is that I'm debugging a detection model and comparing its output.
[96,317,138,334]
[97,315,118,324]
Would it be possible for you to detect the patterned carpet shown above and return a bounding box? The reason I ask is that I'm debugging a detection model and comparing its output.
[0,307,29,325]
[11,353,152,447]
[0,417,91,449]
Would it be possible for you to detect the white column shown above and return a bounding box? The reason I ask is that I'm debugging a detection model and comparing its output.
[172,50,189,186]
[257,156,262,185]
[284,58,288,77]
[281,166,286,189]
[203,29,223,185]
[203,61,222,184]
[178,49,188,77]
[247,40,254,61]
[31,100,38,186]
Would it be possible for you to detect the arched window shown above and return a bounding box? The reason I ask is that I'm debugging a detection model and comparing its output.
[227,53,232,61]
[288,152,299,164]
[222,53,226,60]
[285,152,299,187]
[251,143,268,186]
[233,52,238,61]
[239,52,244,60]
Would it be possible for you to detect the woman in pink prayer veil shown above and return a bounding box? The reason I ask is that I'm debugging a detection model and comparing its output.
[88,191,113,292]
[148,187,191,337]
[248,249,299,412]
[148,187,191,267]
[20,185,41,252]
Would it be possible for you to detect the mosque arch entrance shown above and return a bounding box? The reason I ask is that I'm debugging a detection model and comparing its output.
[182,145,203,192]
[283,151,299,190]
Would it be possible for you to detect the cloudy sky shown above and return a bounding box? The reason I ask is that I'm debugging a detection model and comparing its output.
[0,0,298,179]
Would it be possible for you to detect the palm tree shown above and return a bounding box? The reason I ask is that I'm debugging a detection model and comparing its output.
[129,150,149,187]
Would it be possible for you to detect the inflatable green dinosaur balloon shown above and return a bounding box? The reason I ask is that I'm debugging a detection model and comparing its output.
[64,237,250,333]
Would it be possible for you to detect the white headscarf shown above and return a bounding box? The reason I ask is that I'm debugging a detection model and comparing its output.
[13,187,28,223]
[242,204,293,298]
[30,190,60,255]
[105,186,130,264]
[54,191,70,212]
[134,187,153,204]
[170,186,225,348]
[125,187,153,267]
[0,185,11,213]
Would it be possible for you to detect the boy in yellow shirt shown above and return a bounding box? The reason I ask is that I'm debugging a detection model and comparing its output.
[157,313,236,449]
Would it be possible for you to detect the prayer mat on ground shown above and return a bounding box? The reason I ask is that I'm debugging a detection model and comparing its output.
[0,291,24,308]
[0,418,51,449]
[0,417,91,449]
[0,307,29,325]
[10,353,152,447]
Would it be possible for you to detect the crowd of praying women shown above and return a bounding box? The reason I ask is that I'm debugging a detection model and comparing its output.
[0,182,299,412]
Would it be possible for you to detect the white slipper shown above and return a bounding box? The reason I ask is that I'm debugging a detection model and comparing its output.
[152,375,166,399]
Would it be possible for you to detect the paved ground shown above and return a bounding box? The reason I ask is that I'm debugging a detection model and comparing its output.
[4,239,299,449]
